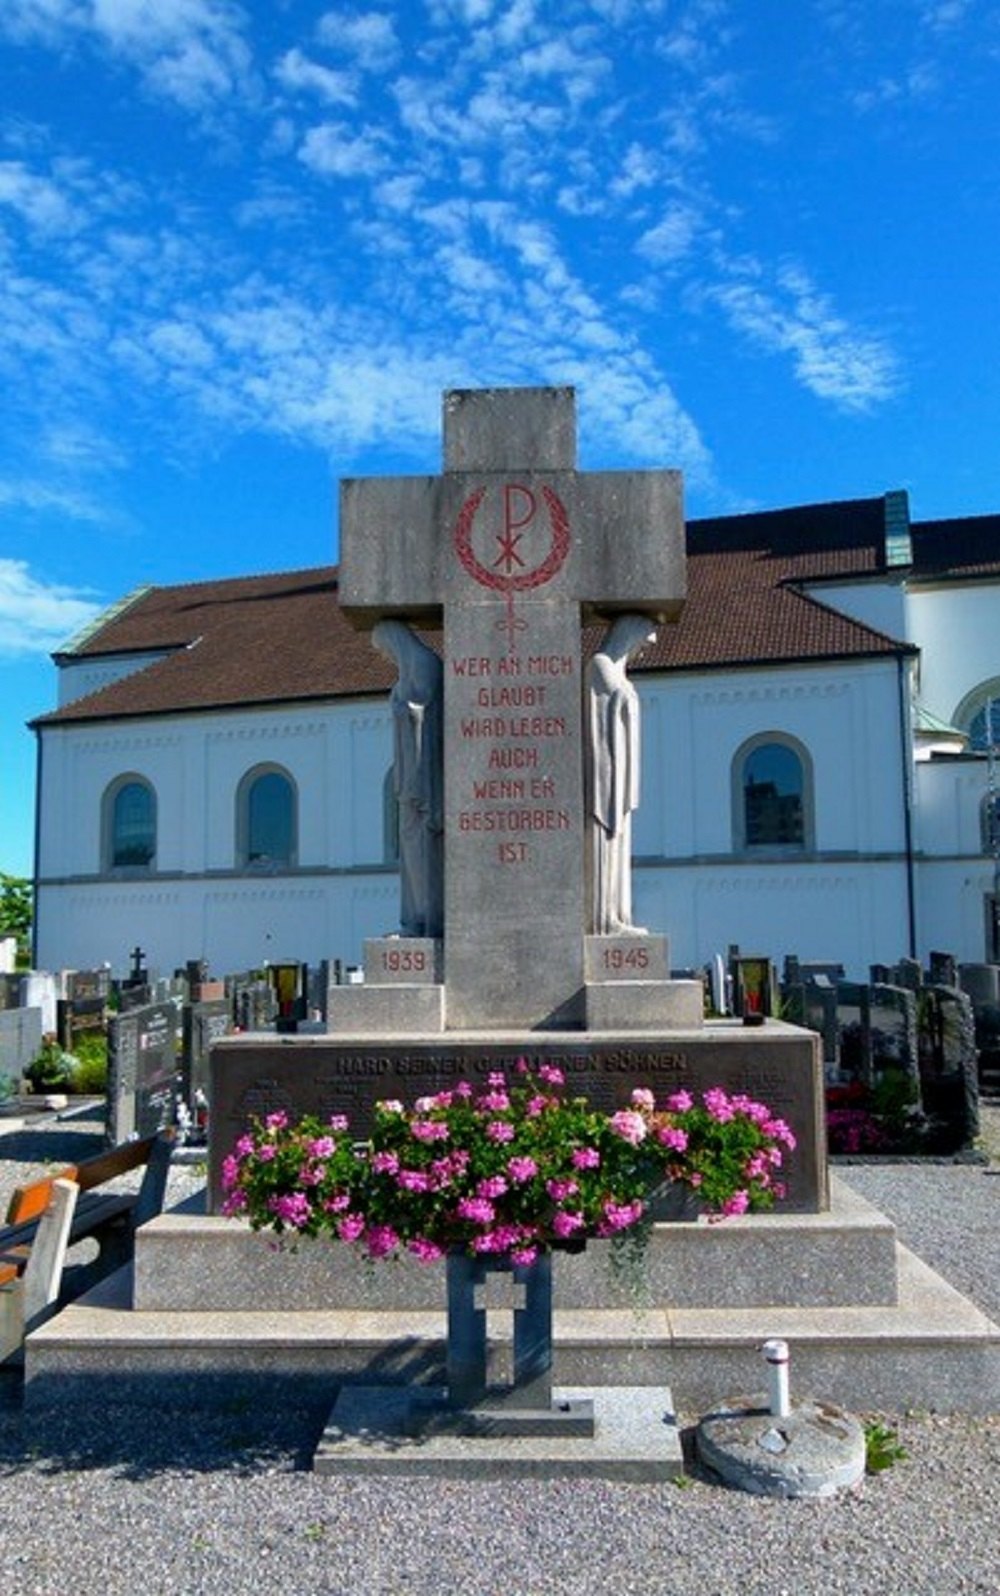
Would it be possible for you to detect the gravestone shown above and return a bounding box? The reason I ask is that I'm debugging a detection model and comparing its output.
[338,386,684,1030]
[58,967,110,1050]
[107,997,183,1142]
[929,950,958,989]
[181,996,232,1108]
[0,1006,43,1081]
[20,972,58,1035]
[919,985,979,1149]
[0,974,22,1012]
[228,972,276,1032]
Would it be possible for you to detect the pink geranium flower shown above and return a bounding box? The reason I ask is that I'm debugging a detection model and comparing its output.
[571,1146,601,1169]
[609,1109,647,1146]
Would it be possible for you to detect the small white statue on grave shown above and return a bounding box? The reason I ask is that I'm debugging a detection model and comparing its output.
[371,619,445,939]
[587,613,657,936]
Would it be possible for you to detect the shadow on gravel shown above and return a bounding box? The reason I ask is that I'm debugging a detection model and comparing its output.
[0,1127,107,1168]
[0,1371,326,1477]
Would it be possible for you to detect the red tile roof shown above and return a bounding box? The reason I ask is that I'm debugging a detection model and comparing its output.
[910,513,1000,580]
[36,494,935,727]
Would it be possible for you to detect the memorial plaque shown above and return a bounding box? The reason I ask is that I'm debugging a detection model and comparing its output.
[209,1025,825,1215]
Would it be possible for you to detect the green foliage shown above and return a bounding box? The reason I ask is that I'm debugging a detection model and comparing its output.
[25,1038,79,1092]
[0,1072,16,1102]
[0,873,32,962]
[864,1419,908,1474]
[71,1031,108,1094]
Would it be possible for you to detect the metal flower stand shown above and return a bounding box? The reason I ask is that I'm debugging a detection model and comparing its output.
[314,1245,684,1475]
[405,1251,595,1437]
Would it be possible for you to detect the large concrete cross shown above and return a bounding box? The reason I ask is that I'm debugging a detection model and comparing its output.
[339,387,685,1030]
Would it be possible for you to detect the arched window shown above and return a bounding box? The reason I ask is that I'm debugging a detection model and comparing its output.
[237,766,297,869]
[383,767,400,865]
[956,681,1000,753]
[733,734,813,851]
[103,776,156,871]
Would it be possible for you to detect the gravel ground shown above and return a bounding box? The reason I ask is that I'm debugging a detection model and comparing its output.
[0,1106,996,1596]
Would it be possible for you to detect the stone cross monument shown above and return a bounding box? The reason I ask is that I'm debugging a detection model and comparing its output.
[339,387,685,1029]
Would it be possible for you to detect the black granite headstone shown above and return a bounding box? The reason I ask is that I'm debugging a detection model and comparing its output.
[107,997,182,1142]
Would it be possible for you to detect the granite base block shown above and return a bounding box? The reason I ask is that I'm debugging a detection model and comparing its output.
[325,984,445,1034]
[313,1383,684,1479]
[584,979,705,1031]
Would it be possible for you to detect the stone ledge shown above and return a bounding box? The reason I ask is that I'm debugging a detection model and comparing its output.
[584,979,704,1031]
[325,984,445,1034]
[25,1245,1000,1414]
[134,1176,893,1313]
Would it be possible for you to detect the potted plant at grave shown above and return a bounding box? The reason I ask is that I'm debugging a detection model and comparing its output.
[221,1061,796,1263]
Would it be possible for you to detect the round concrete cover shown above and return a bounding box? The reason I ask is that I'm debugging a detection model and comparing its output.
[696,1399,866,1498]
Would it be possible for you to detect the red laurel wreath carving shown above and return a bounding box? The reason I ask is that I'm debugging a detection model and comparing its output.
[453,485,571,594]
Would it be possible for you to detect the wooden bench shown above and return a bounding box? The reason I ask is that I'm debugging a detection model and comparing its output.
[0,1129,175,1361]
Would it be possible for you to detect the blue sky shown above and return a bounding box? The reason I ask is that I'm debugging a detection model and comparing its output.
[1,0,998,878]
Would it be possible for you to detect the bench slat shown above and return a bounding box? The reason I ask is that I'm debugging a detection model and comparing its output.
[4,1131,165,1225]
[6,1175,78,1227]
[72,1133,160,1193]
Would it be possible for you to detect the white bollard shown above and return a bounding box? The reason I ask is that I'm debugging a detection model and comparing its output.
[761,1338,791,1417]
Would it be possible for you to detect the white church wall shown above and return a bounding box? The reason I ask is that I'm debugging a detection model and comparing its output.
[636,658,907,860]
[34,871,399,980]
[635,860,911,979]
[914,756,991,857]
[906,584,1000,726]
[34,699,397,976]
[799,578,907,643]
[41,651,989,980]
[57,651,171,708]
[915,859,994,966]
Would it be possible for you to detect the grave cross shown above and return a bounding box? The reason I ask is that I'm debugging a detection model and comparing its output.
[339,387,684,1030]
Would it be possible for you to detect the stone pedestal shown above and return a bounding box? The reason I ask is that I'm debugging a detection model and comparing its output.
[326,938,445,1035]
[363,938,443,985]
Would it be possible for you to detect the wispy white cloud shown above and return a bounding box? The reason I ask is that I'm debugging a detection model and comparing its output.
[0,558,103,657]
[636,203,701,263]
[298,120,388,179]
[0,0,255,112]
[712,264,900,412]
[274,48,357,108]
[0,161,81,234]
[315,10,401,73]
[850,62,939,112]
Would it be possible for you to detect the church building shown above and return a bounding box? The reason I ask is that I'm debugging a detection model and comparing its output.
[30,490,1000,982]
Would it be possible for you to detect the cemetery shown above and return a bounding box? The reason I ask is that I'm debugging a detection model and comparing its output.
[1,388,996,1493]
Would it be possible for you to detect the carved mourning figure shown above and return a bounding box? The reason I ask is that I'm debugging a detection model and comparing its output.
[371,620,444,938]
[587,613,657,935]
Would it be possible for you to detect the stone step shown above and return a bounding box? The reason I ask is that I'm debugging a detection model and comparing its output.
[24,1245,999,1415]
[133,1176,899,1314]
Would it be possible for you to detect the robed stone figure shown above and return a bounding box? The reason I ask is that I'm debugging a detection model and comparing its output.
[587,614,656,936]
[371,620,444,939]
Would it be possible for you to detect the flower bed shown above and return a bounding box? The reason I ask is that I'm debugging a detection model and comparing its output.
[222,1061,795,1264]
